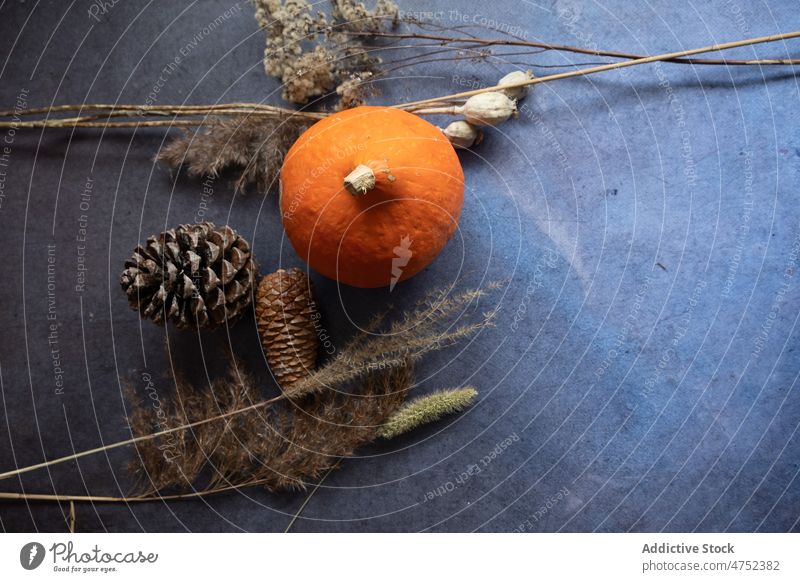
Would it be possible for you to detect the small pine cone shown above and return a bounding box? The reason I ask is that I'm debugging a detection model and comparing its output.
[120,222,256,329]
[255,268,320,390]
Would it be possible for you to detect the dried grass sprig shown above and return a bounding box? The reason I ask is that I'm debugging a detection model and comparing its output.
[378,386,478,439]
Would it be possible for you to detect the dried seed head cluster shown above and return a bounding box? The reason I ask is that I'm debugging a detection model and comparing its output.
[331,0,398,32]
[336,71,377,110]
[252,0,398,106]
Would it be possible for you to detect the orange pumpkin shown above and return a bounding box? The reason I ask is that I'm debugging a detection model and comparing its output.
[280,106,464,288]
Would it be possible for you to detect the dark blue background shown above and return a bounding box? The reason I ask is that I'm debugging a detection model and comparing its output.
[0,0,798,532]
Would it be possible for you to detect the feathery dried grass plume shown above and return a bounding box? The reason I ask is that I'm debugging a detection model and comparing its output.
[284,283,499,400]
[156,115,313,192]
[128,359,413,495]
[126,282,498,495]
[252,0,398,106]
[378,386,478,439]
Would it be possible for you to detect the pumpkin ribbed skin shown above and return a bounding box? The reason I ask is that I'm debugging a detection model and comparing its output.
[280,106,464,288]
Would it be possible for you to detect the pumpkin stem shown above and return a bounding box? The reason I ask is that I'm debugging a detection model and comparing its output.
[343,164,376,196]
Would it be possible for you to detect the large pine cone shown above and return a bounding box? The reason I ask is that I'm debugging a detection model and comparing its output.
[255,268,319,390]
[120,222,256,329]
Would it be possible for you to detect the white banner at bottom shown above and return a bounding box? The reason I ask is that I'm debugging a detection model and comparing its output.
[0,533,796,581]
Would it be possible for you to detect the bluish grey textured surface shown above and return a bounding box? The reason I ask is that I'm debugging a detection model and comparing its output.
[0,0,798,532]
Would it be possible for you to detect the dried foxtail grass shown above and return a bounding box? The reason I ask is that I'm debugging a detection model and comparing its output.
[126,283,497,495]
[378,386,478,439]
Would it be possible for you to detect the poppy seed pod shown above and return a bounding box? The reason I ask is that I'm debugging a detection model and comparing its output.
[442,120,482,148]
[497,70,534,100]
[459,92,517,126]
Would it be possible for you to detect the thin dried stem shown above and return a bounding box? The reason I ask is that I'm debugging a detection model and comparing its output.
[0,395,286,482]
[0,103,323,130]
[398,30,800,111]
[0,460,338,509]
[284,460,340,533]
[409,105,461,116]
[0,102,323,118]
[350,30,800,66]
[0,479,274,503]
[0,119,288,130]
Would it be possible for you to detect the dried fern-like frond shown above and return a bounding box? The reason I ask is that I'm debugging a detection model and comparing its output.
[156,115,312,192]
[377,386,478,439]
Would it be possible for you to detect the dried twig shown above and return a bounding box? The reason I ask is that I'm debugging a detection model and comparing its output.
[0,102,322,129]
[0,102,322,118]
